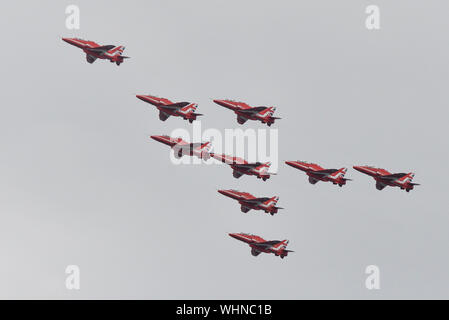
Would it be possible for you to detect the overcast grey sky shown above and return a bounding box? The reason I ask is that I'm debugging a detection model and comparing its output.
[0,0,448,299]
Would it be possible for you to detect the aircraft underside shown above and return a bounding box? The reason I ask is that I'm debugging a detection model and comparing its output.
[308,176,319,184]
[251,248,261,256]
[86,54,97,64]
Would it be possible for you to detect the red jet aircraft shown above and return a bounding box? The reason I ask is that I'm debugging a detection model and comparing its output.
[151,135,211,160]
[229,233,293,259]
[213,99,280,126]
[218,189,283,215]
[285,161,351,187]
[136,95,202,123]
[353,165,419,192]
[62,38,129,65]
[211,153,274,181]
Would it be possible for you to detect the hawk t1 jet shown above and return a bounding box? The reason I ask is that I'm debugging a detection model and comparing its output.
[213,99,280,126]
[353,165,420,192]
[137,95,202,123]
[229,233,293,259]
[218,189,283,215]
[285,160,351,187]
[151,135,211,160]
[62,38,129,65]
[211,153,274,181]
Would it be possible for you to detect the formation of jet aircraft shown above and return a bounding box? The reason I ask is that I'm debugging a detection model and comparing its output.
[62,38,129,65]
[286,161,419,192]
[285,161,351,187]
[63,36,420,261]
[136,95,202,123]
[353,166,419,192]
[229,233,293,259]
[218,189,282,215]
[213,99,280,126]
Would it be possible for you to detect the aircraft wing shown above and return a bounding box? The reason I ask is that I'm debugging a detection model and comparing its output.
[379,173,408,181]
[311,169,338,176]
[238,106,267,114]
[86,54,98,64]
[190,143,205,149]
[232,170,244,179]
[376,181,387,190]
[159,102,190,110]
[174,143,202,151]
[240,197,271,205]
[252,240,281,249]
[233,162,262,169]
[86,45,115,53]
[211,153,246,164]
[237,115,248,125]
[159,110,170,121]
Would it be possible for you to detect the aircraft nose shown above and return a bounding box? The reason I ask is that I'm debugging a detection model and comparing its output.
[353,166,371,174]
[213,99,226,106]
[218,189,231,196]
[228,233,240,240]
[150,135,163,142]
[136,95,147,101]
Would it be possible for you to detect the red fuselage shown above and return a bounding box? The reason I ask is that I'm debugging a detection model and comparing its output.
[285,161,349,186]
[229,233,291,258]
[213,99,278,126]
[211,153,272,181]
[136,95,200,123]
[218,190,280,215]
[151,135,210,160]
[353,165,418,192]
[62,38,128,65]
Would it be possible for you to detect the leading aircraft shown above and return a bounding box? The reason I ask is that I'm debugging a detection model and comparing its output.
[353,165,420,192]
[136,95,202,123]
[229,233,293,259]
[151,135,211,160]
[211,153,274,181]
[218,189,283,215]
[213,99,280,126]
[285,160,351,187]
[62,38,129,65]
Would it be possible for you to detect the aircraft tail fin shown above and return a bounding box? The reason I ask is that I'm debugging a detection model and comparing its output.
[263,196,279,206]
[199,141,212,153]
[331,167,352,184]
[280,240,291,250]
[259,162,272,175]
[180,103,197,112]
[405,174,420,191]
[400,172,416,183]
[108,45,126,56]
[331,167,347,178]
